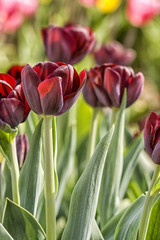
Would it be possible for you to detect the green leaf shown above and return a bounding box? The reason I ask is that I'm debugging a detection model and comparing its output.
[114,195,145,240]
[0,224,14,240]
[119,132,144,199]
[61,126,114,240]
[92,220,104,240]
[146,195,160,240]
[98,91,126,226]
[2,198,46,240]
[102,209,126,240]
[35,191,46,232]
[0,160,12,218]
[56,122,76,214]
[0,130,10,163]
[19,119,43,216]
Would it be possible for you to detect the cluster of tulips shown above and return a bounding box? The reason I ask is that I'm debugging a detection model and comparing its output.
[0,23,160,240]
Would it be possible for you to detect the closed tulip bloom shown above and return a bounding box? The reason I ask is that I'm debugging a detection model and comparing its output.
[16,133,29,169]
[41,24,95,65]
[83,64,144,108]
[22,62,86,116]
[94,41,136,65]
[126,0,160,26]
[144,112,160,164]
[0,74,30,129]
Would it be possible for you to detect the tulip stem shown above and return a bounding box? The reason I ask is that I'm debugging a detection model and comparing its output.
[138,165,160,240]
[44,116,56,240]
[9,135,20,205]
[86,108,99,162]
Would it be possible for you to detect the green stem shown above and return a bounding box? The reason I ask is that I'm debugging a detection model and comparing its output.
[138,165,160,240]
[44,117,56,240]
[86,109,99,162]
[9,135,20,204]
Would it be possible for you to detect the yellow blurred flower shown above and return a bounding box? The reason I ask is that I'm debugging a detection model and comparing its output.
[96,0,121,13]
[40,0,52,5]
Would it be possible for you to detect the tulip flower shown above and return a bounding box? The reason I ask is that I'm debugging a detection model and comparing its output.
[144,112,160,164]
[0,73,30,129]
[16,134,29,169]
[8,65,24,85]
[83,64,144,108]
[94,41,136,65]
[0,0,38,33]
[22,62,86,116]
[41,24,95,65]
[126,0,160,26]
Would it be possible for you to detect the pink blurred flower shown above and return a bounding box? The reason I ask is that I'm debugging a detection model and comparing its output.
[0,0,39,33]
[126,0,160,26]
[78,0,96,7]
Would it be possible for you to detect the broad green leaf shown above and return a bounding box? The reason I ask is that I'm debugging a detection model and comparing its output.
[119,132,144,199]
[92,220,104,240]
[61,127,114,240]
[146,195,160,240]
[0,224,14,240]
[0,130,10,163]
[102,209,126,240]
[35,191,46,232]
[98,91,126,227]
[2,198,46,240]
[56,122,76,214]
[0,160,12,218]
[114,195,145,240]
[0,122,17,135]
[19,119,43,216]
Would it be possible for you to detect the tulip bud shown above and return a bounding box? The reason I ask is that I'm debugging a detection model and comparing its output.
[144,112,160,165]
[41,24,95,65]
[22,61,86,116]
[16,134,29,169]
[94,41,136,65]
[83,64,144,108]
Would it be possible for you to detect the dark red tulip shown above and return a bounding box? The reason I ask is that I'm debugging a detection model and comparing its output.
[16,134,29,169]
[83,64,144,108]
[0,73,30,129]
[94,41,136,65]
[144,112,160,164]
[8,65,24,85]
[41,24,95,65]
[22,62,86,116]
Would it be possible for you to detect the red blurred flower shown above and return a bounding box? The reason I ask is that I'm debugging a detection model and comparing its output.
[126,0,160,26]
[41,24,95,65]
[144,112,160,164]
[16,133,29,169]
[83,64,144,108]
[0,73,30,129]
[94,41,136,65]
[0,0,38,33]
[22,62,86,116]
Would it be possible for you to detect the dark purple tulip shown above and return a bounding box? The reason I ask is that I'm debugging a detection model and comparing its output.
[0,73,30,129]
[22,61,86,116]
[16,134,29,169]
[144,112,160,165]
[94,41,136,65]
[41,24,95,65]
[8,65,25,85]
[83,64,144,108]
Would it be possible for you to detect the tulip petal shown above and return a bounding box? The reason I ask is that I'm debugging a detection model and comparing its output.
[0,98,25,128]
[152,139,160,165]
[33,62,59,81]
[127,72,144,107]
[83,80,99,107]
[104,68,121,107]
[7,65,24,85]
[0,74,16,96]
[93,84,111,107]
[22,64,42,114]
[38,77,63,115]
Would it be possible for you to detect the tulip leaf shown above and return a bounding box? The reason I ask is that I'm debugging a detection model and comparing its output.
[2,198,46,240]
[119,132,144,199]
[102,209,126,240]
[19,119,43,216]
[98,90,126,227]
[0,120,17,135]
[91,220,104,240]
[61,126,114,240]
[114,195,145,240]
[0,224,14,240]
[146,195,160,240]
[56,121,76,214]
[0,160,12,218]
[0,130,10,163]
[35,191,46,231]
